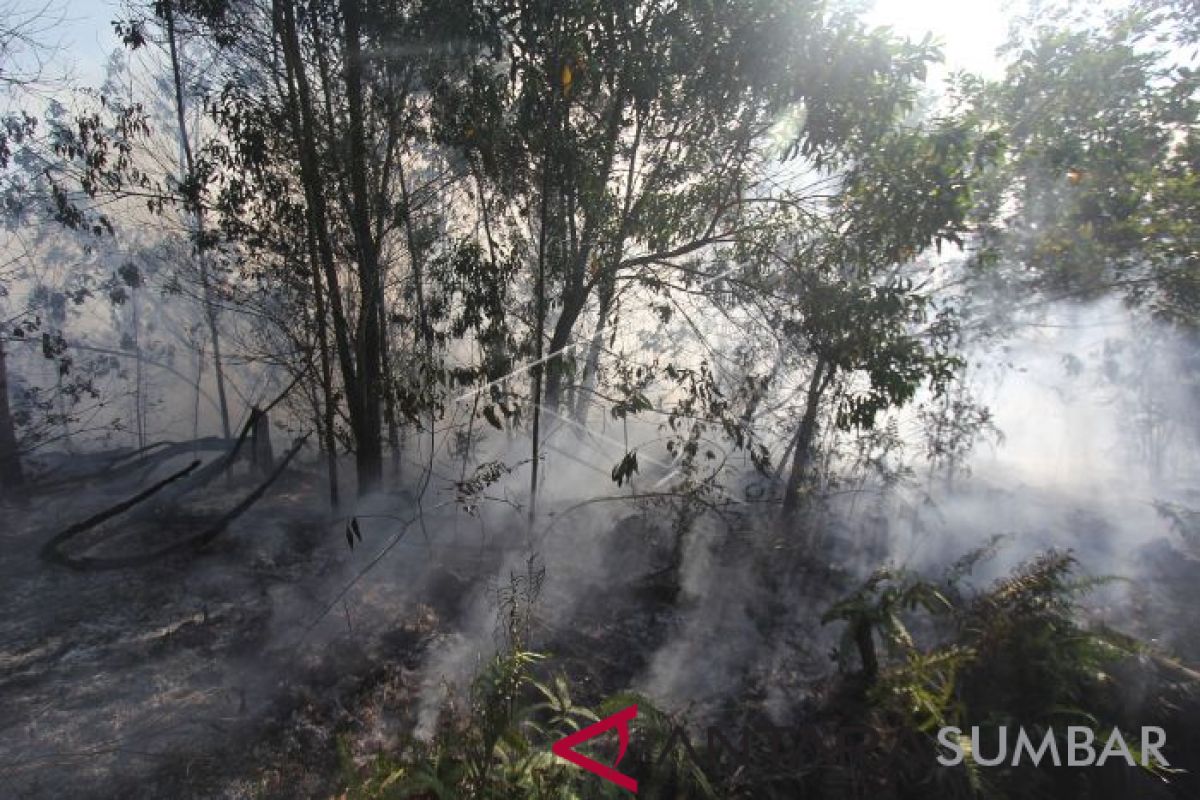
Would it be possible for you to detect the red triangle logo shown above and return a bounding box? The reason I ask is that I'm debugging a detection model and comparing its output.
[551,703,638,793]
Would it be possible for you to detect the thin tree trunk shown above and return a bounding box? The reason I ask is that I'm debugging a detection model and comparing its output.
[541,91,627,413]
[472,163,500,267]
[276,0,362,498]
[251,407,274,477]
[397,154,435,477]
[305,216,340,508]
[202,273,232,439]
[164,1,232,438]
[192,343,203,444]
[461,388,480,482]
[132,289,145,451]
[379,271,401,476]
[572,112,641,424]
[340,0,384,495]
[0,340,25,492]
[55,369,74,453]
[529,141,551,522]
[471,163,511,380]
[571,277,615,424]
[782,358,830,518]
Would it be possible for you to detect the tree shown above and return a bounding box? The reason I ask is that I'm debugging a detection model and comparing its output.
[967,0,1199,324]
[1,0,66,493]
[153,0,420,498]
[158,0,234,439]
[429,0,952,509]
[960,0,1199,483]
[775,114,996,516]
[0,0,66,90]
[0,337,22,490]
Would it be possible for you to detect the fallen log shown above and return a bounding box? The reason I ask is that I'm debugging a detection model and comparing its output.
[39,460,202,567]
[29,438,235,494]
[181,433,310,554]
[40,435,309,571]
[134,370,310,511]
[36,370,310,506]
[114,417,265,527]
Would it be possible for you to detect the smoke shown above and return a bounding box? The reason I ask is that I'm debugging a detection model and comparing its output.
[637,514,768,713]
[7,278,1200,796]
[892,298,1198,578]
[612,297,1200,723]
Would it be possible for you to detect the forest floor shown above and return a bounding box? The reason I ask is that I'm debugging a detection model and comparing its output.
[0,463,482,799]
[5,460,1200,798]
[0,453,690,799]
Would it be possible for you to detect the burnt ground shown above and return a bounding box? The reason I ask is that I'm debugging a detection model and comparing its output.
[0,462,511,800]
[5,461,1200,799]
[0,450,725,799]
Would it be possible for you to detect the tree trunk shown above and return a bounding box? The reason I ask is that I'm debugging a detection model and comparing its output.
[543,94,631,414]
[251,407,274,477]
[572,112,641,424]
[0,341,25,493]
[571,277,616,424]
[380,298,401,476]
[529,160,550,521]
[192,342,204,444]
[132,288,145,451]
[541,290,585,413]
[340,0,384,495]
[164,1,232,439]
[275,0,364,499]
[397,155,435,477]
[782,358,830,518]
[55,369,74,453]
[853,620,879,684]
[305,221,340,508]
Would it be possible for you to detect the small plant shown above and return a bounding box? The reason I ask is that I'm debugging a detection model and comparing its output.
[339,544,1185,800]
[815,548,1169,800]
[821,565,952,683]
[339,552,719,799]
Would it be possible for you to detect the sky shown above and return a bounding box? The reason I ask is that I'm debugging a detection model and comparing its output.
[866,0,1013,78]
[40,0,1014,89]
[53,0,122,85]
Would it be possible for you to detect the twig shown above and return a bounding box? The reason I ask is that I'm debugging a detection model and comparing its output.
[295,511,421,645]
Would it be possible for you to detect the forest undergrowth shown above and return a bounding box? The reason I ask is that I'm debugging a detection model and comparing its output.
[313,513,1200,800]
